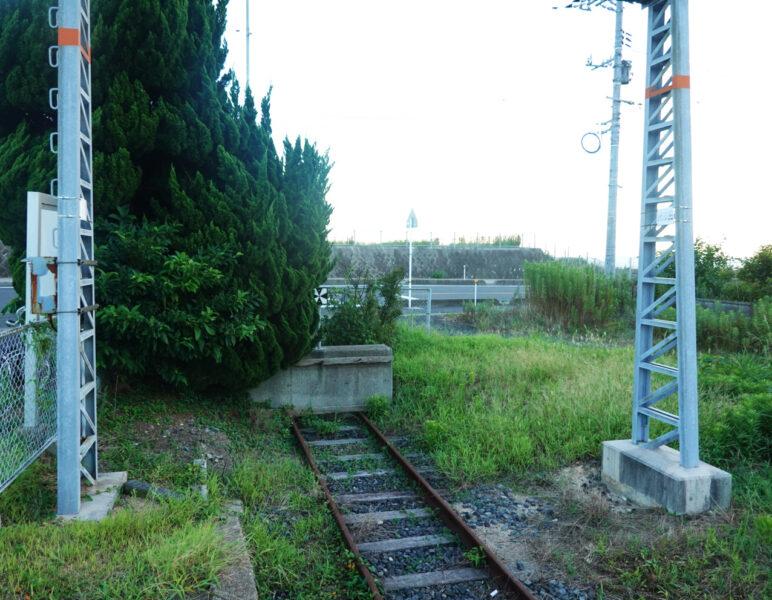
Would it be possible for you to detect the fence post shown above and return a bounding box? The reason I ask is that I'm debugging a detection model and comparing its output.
[426,288,432,332]
[23,330,37,428]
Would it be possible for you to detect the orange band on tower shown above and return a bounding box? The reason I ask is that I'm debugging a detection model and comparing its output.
[58,27,91,63]
[645,75,690,99]
[58,27,79,46]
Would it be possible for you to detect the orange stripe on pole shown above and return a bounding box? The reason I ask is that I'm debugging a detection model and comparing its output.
[645,75,690,99]
[58,27,79,46]
[58,27,91,63]
[672,75,691,89]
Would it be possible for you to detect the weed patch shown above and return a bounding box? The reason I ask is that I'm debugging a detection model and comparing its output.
[386,326,771,599]
[233,454,371,598]
[0,496,230,600]
[387,327,633,481]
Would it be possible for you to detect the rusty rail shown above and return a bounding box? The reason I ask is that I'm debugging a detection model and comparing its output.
[357,412,537,600]
[290,418,383,599]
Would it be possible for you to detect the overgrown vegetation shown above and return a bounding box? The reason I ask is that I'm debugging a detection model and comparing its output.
[0,455,231,600]
[379,326,771,599]
[698,354,772,512]
[661,239,772,302]
[319,268,404,346]
[232,456,370,598]
[695,297,771,354]
[467,259,771,356]
[387,327,634,480]
[0,0,333,390]
[524,261,634,329]
[0,390,372,599]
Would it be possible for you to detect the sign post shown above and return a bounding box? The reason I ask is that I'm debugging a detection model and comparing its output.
[406,209,418,308]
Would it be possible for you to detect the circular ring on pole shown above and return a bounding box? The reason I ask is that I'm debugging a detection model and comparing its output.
[581,132,601,154]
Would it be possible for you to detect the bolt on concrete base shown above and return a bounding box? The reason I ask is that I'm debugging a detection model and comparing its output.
[602,440,731,515]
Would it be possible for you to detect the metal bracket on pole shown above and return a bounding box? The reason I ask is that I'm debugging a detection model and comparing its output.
[632,0,699,468]
[54,0,97,516]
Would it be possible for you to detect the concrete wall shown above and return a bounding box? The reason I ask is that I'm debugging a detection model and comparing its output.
[249,344,392,413]
[330,245,548,280]
[696,298,754,317]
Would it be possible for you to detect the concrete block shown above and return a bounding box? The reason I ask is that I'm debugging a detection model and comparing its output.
[602,440,731,515]
[249,344,392,413]
[208,501,258,600]
[75,471,128,521]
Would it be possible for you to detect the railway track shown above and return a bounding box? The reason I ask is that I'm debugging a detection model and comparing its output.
[291,413,536,600]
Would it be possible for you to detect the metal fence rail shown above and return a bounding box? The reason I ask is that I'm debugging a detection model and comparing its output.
[0,322,57,494]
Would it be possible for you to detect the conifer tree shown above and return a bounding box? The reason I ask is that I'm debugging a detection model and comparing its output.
[0,0,334,390]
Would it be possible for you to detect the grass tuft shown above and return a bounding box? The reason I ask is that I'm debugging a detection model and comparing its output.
[0,496,230,600]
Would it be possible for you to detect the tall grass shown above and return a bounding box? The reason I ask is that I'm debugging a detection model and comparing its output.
[0,496,230,599]
[385,327,771,599]
[388,327,634,481]
[524,261,633,328]
[232,456,371,598]
[388,327,771,502]
[695,296,771,354]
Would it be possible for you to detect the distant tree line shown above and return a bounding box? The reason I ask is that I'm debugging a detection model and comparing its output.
[0,0,333,390]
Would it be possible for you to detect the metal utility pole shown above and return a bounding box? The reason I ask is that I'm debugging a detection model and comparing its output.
[632,0,699,468]
[52,0,98,516]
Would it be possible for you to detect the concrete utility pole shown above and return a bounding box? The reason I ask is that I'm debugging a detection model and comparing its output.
[569,0,631,276]
[245,0,251,88]
[604,0,625,276]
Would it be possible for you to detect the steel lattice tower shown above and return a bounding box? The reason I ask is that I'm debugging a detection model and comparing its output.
[632,0,699,467]
[51,0,97,516]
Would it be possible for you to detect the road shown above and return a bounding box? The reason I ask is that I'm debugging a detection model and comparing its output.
[0,281,19,328]
[401,283,525,304]
[320,282,525,311]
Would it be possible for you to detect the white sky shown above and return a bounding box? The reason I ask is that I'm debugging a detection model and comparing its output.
[222,0,771,262]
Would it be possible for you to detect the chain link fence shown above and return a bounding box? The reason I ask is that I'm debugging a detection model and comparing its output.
[0,322,57,494]
[399,286,432,331]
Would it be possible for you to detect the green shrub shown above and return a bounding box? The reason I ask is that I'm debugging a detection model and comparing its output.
[737,245,772,300]
[524,261,633,328]
[699,354,772,463]
[365,395,390,419]
[0,0,333,392]
[673,296,772,354]
[430,269,447,279]
[320,268,404,346]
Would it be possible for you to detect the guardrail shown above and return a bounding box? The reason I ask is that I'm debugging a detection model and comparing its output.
[0,322,57,494]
